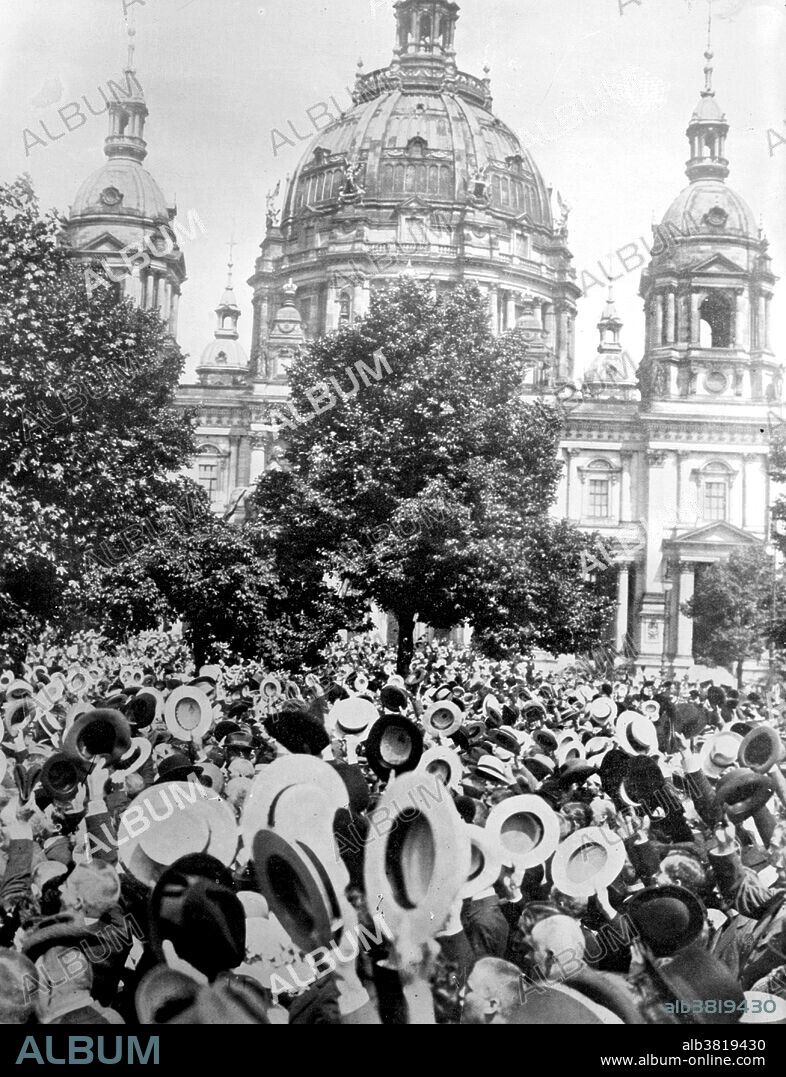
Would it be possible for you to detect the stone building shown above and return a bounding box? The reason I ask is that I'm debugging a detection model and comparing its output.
[64,3,782,670]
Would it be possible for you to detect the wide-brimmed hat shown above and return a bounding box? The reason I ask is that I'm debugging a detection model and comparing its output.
[654,942,744,1025]
[520,753,556,783]
[40,751,90,801]
[640,700,661,723]
[363,770,469,946]
[417,745,464,791]
[327,696,377,737]
[460,824,503,900]
[379,679,409,713]
[715,768,774,824]
[241,754,349,856]
[64,709,131,765]
[587,697,617,726]
[700,730,742,779]
[365,714,423,779]
[4,679,35,701]
[4,696,37,738]
[739,725,785,775]
[486,794,561,870]
[421,700,464,738]
[112,737,153,780]
[117,781,238,887]
[615,711,658,756]
[164,686,214,743]
[623,885,705,957]
[532,728,558,754]
[253,828,344,956]
[519,699,548,724]
[673,701,708,738]
[474,754,514,786]
[21,914,94,963]
[551,825,626,898]
[127,688,164,731]
[555,738,586,767]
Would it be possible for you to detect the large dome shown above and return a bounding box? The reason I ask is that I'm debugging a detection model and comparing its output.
[71,159,171,223]
[661,179,757,240]
[282,86,552,227]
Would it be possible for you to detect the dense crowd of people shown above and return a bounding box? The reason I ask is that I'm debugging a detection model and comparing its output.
[1,631,786,1025]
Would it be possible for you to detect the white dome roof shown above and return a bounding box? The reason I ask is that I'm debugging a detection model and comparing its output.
[71,159,170,223]
[199,338,249,370]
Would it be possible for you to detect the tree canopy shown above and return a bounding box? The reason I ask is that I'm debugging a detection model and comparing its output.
[252,277,614,670]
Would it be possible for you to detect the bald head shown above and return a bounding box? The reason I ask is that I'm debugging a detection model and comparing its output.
[460,958,525,1024]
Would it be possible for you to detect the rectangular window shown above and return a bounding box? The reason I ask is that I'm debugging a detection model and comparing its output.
[198,463,218,500]
[704,481,727,521]
[587,479,610,519]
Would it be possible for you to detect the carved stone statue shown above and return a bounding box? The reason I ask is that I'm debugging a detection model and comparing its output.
[339,158,366,203]
[266,181,281,231]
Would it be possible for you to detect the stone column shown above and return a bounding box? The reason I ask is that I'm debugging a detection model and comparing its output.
[558,307,569,378]
[169,290,180,336]
[677,562,695,658]
[488,285,499,334]
[765,297,772,351]
[620,451,633,522]
[655,294,663,345]
[735,290,745,349]
[666,291,676,344]
[758,294,766,350]
[691,293,701,344]
[506,291,517,330]
[616,564,630,652]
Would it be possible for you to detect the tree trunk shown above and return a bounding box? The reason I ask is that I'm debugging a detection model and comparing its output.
[736,658,744,691]
[396,609,416,676]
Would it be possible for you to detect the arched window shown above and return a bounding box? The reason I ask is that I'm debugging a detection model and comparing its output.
[581,459,615,521]
[195,444,223,505]
[700,292,732,348]
[338,292,351,325]
[699,461,732,522]
[215,350,228,364]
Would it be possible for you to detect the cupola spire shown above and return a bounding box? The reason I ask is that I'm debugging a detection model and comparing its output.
[685,1,729,183]
[104,19,148,163]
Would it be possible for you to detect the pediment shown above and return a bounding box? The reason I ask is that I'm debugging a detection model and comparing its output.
[395,195,432,215]
[675,521,760,546]
[688,253,747,276]
[79,232,129,254]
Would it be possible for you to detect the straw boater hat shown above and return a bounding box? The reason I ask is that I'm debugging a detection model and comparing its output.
[699,730,743,780]
[164,686,214,743]
[421,700,464,738]
[326,696,377,738]
[417,745,464,790]
[363,770,470,947]
[614,711,658,756]
[460,824,504,900]
[485,795,561,871]
[241,755,350,856]
[117,781,238,888]
[587,697,617,727]
[551,825,626,898]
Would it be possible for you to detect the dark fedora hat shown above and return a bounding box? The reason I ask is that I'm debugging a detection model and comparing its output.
[21,914,94,963]
[149,861,246,981]
[379,680,409,713]
[532,728,558,754]
[673,702,707,739]
[365,714,423,779]
[706,686,727,709]
[623,885,705,957]
[654,942,745,1025]
[155,752,203,784]
[40,751,89,801]
[64,709,132,765]
[715,768,773,822]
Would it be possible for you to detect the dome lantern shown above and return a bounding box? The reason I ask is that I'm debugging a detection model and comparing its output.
[685,12,729,183]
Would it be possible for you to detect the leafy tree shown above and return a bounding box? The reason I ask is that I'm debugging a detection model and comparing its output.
[682,546,786,687]
[75,507,355,669]
[0,176,199,653]
[252,278,613,672]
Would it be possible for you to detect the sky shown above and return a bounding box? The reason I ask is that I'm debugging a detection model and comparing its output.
[0,0,784,381]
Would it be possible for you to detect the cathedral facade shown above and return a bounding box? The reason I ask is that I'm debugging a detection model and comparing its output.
[64,1,781,673]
